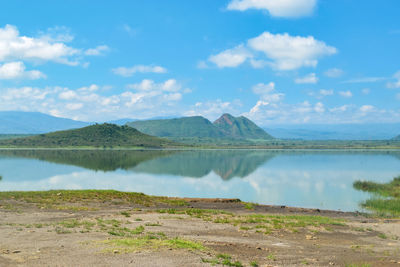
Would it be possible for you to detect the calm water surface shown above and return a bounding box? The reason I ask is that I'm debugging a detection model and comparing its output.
[0,149,399,212]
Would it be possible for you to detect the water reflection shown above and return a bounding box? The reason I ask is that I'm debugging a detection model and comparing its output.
[1,149,400,211]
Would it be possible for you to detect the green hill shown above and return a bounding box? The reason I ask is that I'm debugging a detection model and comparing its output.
[127,116,225,138]
[213,113,273,139]
[127,114,273,140]
[0,123,179,148]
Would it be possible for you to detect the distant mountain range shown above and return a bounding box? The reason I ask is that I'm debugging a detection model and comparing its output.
[0,123,177,148]
[265,123,400,140]
[127,113,273,140]
[0,111,90,134]
[393,135,400,140]
[1,111,400,140]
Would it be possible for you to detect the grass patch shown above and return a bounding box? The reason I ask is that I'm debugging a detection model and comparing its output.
[102,235,206,253]
[354,177,400,217]
[0,190,188,208]
[202,254,243,267]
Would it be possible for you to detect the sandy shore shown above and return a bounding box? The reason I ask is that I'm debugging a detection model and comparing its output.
[0,192,399,267]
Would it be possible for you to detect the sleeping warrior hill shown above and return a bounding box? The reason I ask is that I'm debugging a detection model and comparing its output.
[127,113,273,140]
[0,123,178,148]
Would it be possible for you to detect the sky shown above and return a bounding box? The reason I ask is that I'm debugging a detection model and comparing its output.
[0,0,400,126]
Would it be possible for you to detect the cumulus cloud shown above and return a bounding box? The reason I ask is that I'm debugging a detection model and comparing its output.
[112,65,167,77]
[339,90,353,98]
[208,32,336,70]
[387,70,400,88]
[243,82,393,125]
[0,61,45,80]
[309,89,334,99]
[0,24,107,66]
[324,68,344,78]
[0,79,190,121]
[295,73,318,84]
[227,0,317,18]
[184,99,242,121]
[208,45,252,68]
[252,82,285,103]
[84,45,109,56]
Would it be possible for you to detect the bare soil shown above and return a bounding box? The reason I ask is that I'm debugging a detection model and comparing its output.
[1,197,400,267]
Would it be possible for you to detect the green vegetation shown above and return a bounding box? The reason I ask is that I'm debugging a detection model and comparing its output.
[127,113,274,140]
[345,264,371,267]
[0,123,180,148]
[0,134,33,140]
[202,254,243,267]
[214,113,273,139]
[353,177,400,216]
[128,116,226,138]
[156,208,345,233]
[103,236,206,253]
[0,190,188,208]
[0,149,176,172]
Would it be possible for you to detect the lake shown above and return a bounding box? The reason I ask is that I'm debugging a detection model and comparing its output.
[0,149,399,212]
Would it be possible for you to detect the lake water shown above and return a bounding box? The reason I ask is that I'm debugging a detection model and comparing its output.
[0,149,399,212]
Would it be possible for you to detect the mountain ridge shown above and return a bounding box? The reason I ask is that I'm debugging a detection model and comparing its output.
[0,123,178,148]
[127,114,273,140]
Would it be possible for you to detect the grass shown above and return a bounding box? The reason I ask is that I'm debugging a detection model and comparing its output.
[201,254,243,267]
[103,235,206,253]
[345,264,371,267]
[353,177,400,216]
[0,190,188,208]
[156,208,345,234]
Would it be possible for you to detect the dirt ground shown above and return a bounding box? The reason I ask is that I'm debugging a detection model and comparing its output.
[0,197,399,267]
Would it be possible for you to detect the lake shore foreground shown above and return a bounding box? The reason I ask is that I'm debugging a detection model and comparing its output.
[0,190,399,267]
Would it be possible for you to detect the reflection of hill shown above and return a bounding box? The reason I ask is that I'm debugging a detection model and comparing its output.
[131,150,275,180]
[0,150,175,172]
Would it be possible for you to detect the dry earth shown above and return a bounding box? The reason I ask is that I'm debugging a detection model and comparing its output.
[0,197,400,267]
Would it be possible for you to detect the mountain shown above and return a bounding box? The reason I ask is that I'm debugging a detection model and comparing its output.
[127,114,273,140]
[0,111,90,134]
[393,135,400,140]
[127,116,225,138]
[0,123,178,148]
[214,113,273,139]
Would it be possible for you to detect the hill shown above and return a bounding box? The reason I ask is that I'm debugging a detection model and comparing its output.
[0,111,90,134]
[127,114,273,140]
[0,123,179,148]
[127,116,225,138]
[213,113,273,139]
[393,135,400,140]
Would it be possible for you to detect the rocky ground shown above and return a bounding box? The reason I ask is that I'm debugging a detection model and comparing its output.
[0,192,399,267]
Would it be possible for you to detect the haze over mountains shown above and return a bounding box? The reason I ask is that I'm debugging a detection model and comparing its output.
[127,113,273,140]
[1,111,400,140]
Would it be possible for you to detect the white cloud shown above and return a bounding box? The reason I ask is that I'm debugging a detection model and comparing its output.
[197,61,208,69]
[185,99,242,121]
[0,79,191,121]
[227,0,317,18]
[362,88,370,95]
[0,24,107,66]
[112,65,167,77]
[359,105,375,113]
[329,105,351,113]
[386,71,400,88]
[84,45,109,56]
[295,73,318,84]
[252,82,285,103]
[0,61,45,80]
[324,68,343,78]
[308,89,334,99]
[314,102,325,113]
[208,32,337,71]
[38,26,74,43]
[320,89,334,96]
[208,45,251,68]
[339,90,353,98]
[342,77,386,84]
[248,32,337,70]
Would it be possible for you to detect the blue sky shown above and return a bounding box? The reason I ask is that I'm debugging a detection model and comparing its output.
[0,0,399,126]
